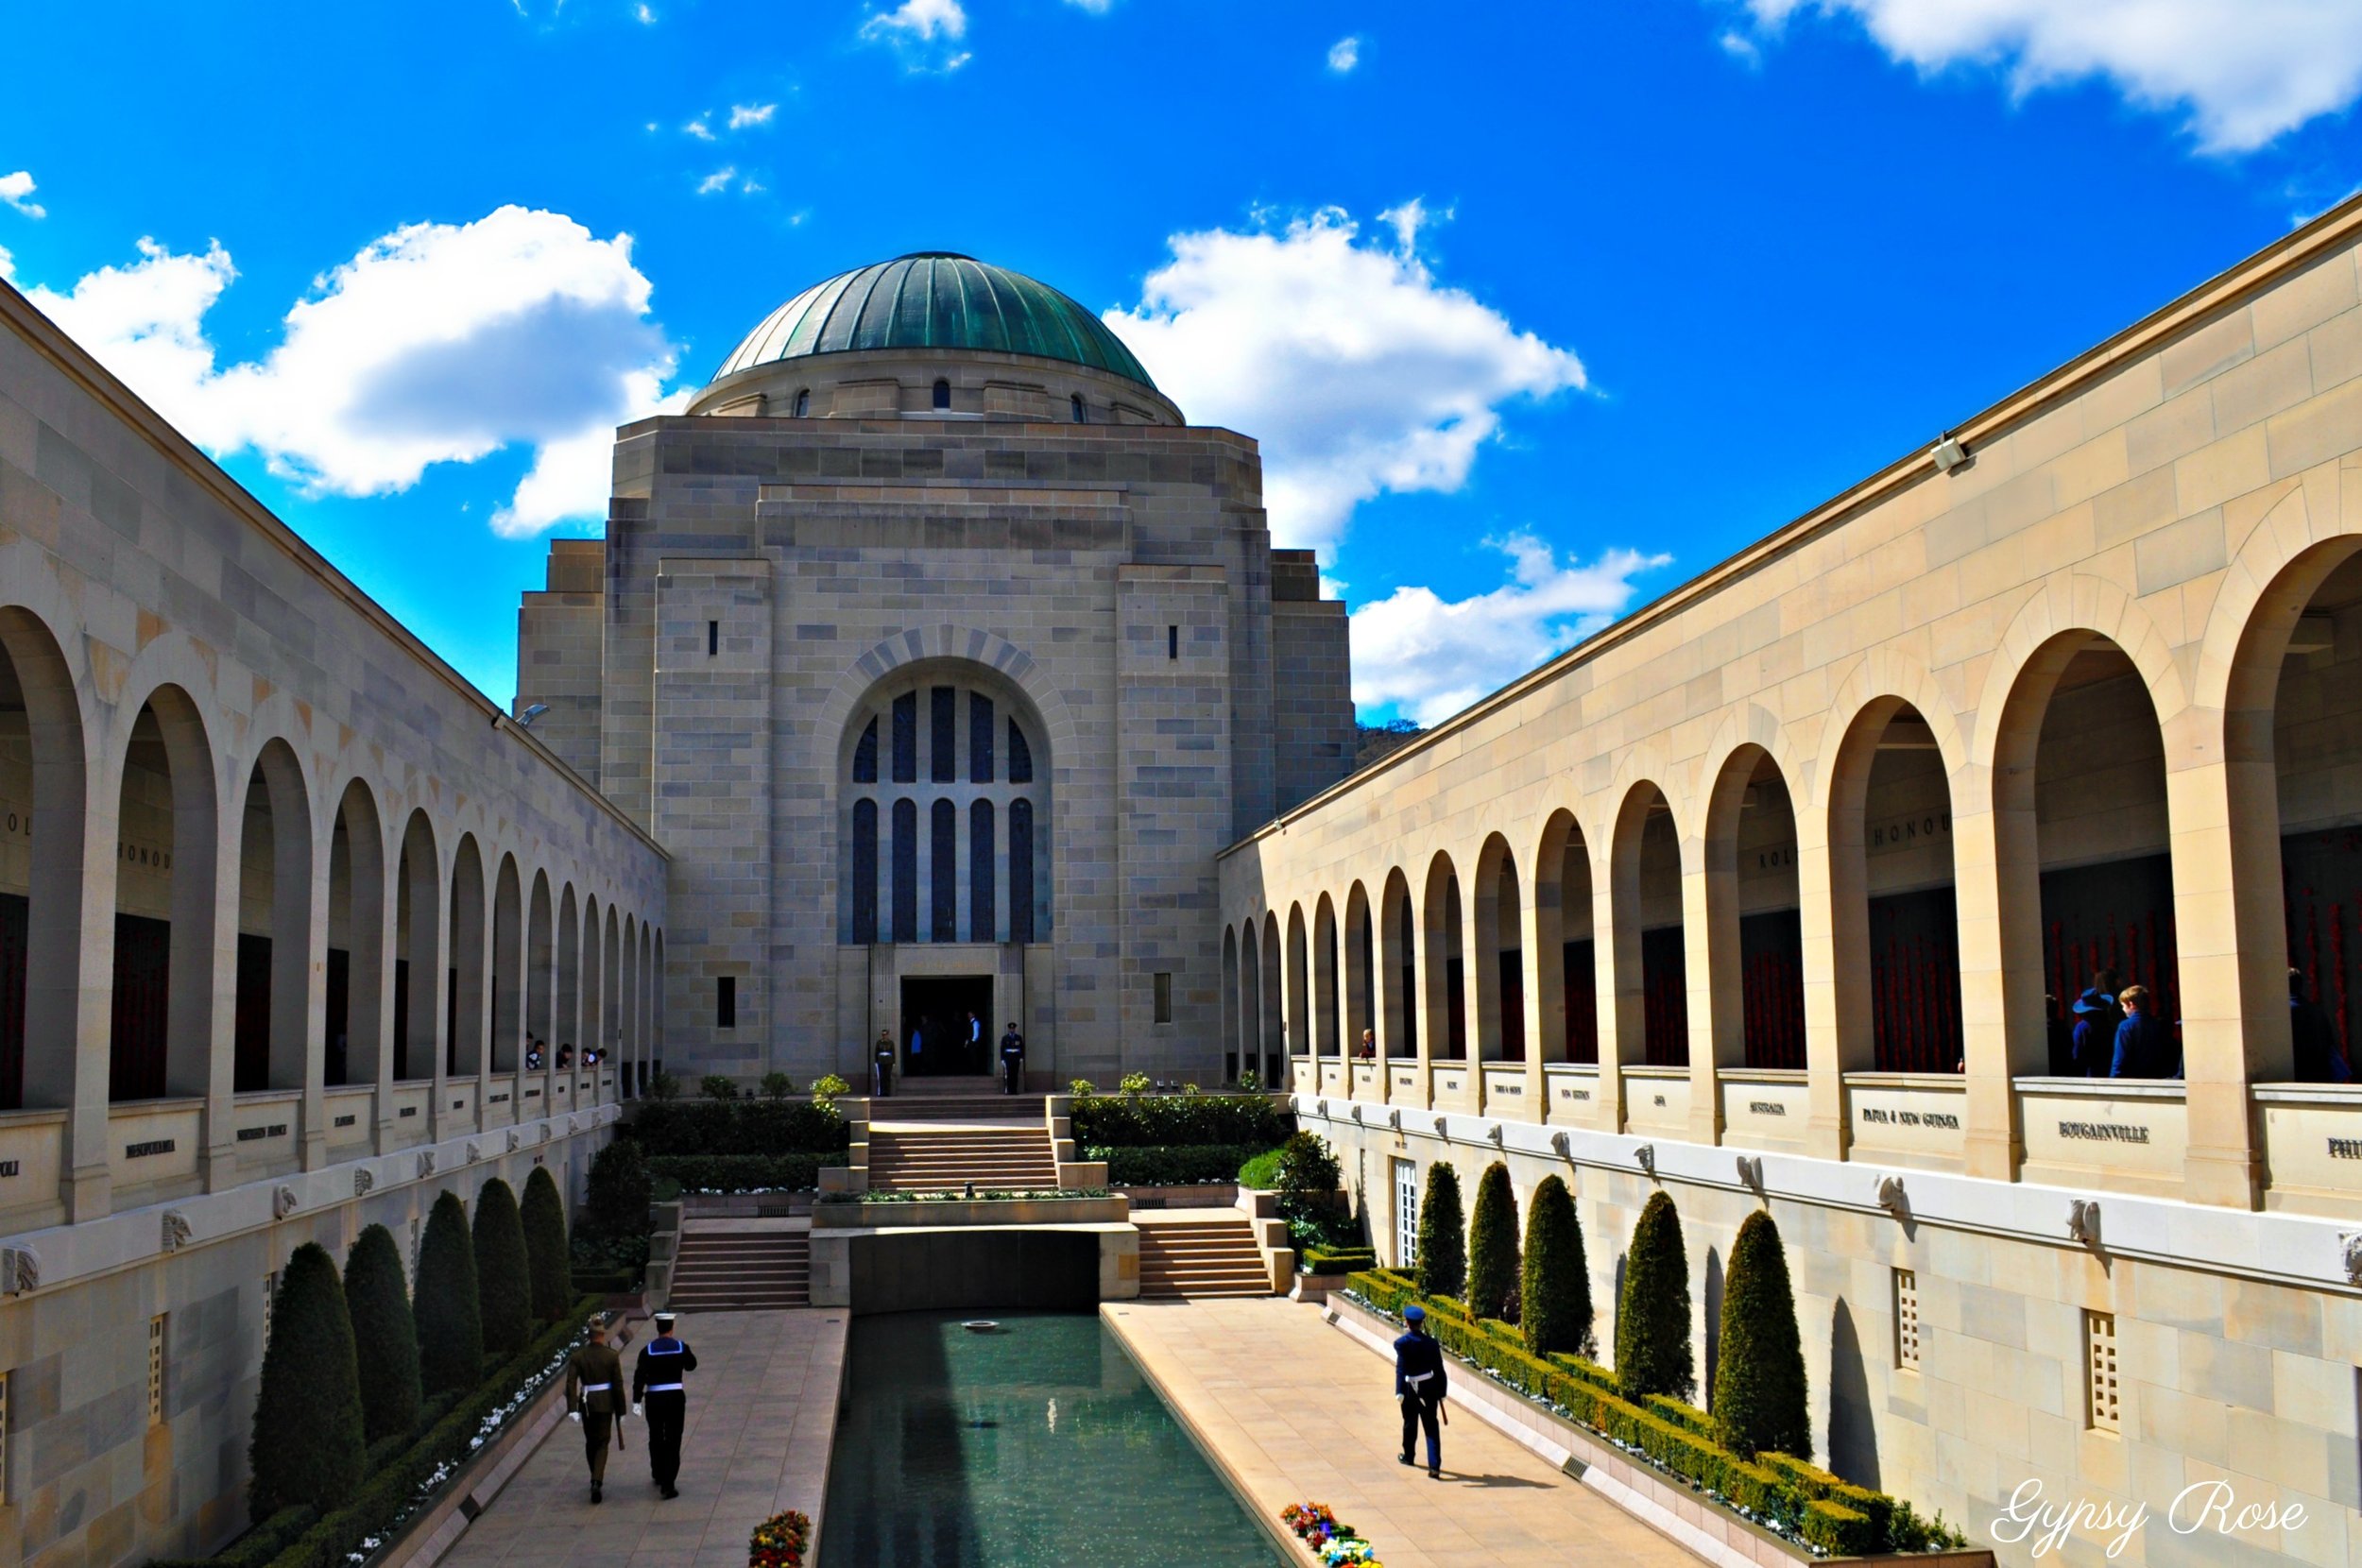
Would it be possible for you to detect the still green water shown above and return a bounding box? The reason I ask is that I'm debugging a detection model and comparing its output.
[817,1310,1289,1567]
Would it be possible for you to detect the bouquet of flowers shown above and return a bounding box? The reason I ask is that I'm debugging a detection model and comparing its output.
[1279,1502,1383,1566]
[748,1508,813,1567]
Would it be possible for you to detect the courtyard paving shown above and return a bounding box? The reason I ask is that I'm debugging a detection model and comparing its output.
[1104,1296,1706,1568]
[439,1308,845,1568]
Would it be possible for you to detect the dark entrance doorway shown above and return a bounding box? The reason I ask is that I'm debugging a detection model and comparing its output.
[899,975,994,1076]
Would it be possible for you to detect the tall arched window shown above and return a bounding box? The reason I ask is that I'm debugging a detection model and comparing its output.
[1070,394,1087,424]
[793,388,811,417]
[840,668,1050,946]
[933,379,951,410]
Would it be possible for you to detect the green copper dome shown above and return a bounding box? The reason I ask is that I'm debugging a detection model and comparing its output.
[711,253,1156,390]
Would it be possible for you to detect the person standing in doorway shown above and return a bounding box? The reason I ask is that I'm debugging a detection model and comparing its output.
[999,1020,1025,1094]
[967,1010,984,1073]
[908,1018,924,1075]
[564,1319,628,1504]
[2291,969,2352,1082]
[872,1030,898,1097]
[631,1309,697,1499]
[1394,1303,1446,1478]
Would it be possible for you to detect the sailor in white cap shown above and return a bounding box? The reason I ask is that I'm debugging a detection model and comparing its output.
[630,1310,698,1498]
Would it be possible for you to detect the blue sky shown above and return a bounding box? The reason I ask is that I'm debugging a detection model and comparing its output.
[2,0,2358,723]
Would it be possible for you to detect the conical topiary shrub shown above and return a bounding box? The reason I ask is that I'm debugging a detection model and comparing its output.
[585,1138,652,1240]
[520,1166,572,1322]
[1414,1160,1465,1299]
[1520,1174,1593,1357]
[472,1178,532,1356]
[1466,1162,1521,1321]
[343,1223,422,1442]
[414,1191,485,1395]
[1713,1210,1810,1459]
[248,1242,367,1523]
[1614,1190,1694,1401]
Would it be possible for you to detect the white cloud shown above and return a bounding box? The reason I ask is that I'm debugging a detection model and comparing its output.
[1104,205,1586,551]
[1,170,45,219]
[1327,35,1361,73]
[728,102,777,129]
[861,0,970,70]
[634,2,656,21]
[1744,0,2362,152]
[1349,535,1670,724]
[1719,27,1762,65]
[0,244,13,281]
[697,166,737,194]
[1065,0,1114,11]
[19,206,685,537]
[684,114,714,140]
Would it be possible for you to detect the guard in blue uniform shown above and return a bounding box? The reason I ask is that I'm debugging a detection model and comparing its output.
[1394,1303,1447,1477]
[631,1310,698,1498]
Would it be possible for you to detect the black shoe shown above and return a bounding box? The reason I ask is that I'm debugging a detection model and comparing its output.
[591,1483,603,1505]
[661,1486,680,1500]
[1428,1467,1441,1479]
[1397,1453,1414,1467]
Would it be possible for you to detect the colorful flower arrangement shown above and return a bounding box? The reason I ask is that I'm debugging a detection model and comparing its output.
[748,1508,813,1567]
[1279,1502,1384,1566]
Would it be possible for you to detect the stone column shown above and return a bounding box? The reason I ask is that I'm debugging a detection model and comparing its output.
[200,796,241,1192]
[1798,787,1854,1162]
[65,801,119,1220]
[300,823,334,1170]
[1952,777,2028,1183]
[1517,854,1552,1119]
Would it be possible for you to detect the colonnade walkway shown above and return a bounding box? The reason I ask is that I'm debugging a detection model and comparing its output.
[440,1309,843,1568]
[1104,1297,1705,1568]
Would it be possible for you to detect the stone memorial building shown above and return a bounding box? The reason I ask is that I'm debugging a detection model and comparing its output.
[517,253,1358,1091]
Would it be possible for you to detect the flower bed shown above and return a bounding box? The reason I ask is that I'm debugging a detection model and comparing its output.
[1342,1270,1965,1557]
[841,1186,1112,1202]
[748,1508,813,1567]
[151,1297,604,1568]
[1280,1502,1383,1566]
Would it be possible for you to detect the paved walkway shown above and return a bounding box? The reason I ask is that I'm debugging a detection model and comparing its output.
[1104,1297,1705,1568]
[442,1308,845,1568]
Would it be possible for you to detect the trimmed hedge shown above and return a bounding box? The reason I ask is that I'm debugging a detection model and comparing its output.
[585,1138,653,1238]
[1090,1144,1267,1185]
[147,1506,317,1568]
[471,1179,533,1356]
[247,1298,602,1568]
[1068,1093,1290,1150]
[414,1193,483,1396]
[1466,1162,1520,1322]
[628,1099,849,1157]
[1615,1191,1693,1401]
[520,1167,572,1323]
[1414,1161,1465,1299]
[1713,1210,1810,1461]
[1343,1269,1953,1555]
[247,1244,366,1522]
[647,1152,823,1191]
[343,1224,421,1443]
[1302,1245,1378,1274]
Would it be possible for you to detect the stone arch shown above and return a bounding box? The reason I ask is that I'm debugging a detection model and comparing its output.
[1970,573,2188,770]
[492,853,523,1073]
[1379,866,1415,1058]
[1471,831,1520,1062]
[1532,806,1597,1064]
[1312,892,1340,1059]
[1344,879,1375,1058]
[1286,902,1310,1069]
[1222,922,1241,1076]
[0,604,88,1110]
[1608,778,1685,1068]
[393,810,442,1082]
[1420,850,1462,1060]
[235,736,316,1092]
[1699,729,1806,1072]
[106,679,221,1102]
[322,775,387,1088]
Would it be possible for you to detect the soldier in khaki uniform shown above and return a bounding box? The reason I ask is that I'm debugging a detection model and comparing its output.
[565,1319,629,1503]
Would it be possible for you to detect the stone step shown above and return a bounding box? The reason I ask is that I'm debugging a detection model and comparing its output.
[667,1231,812,1309]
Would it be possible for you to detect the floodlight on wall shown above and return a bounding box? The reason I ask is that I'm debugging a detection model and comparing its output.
[1929,434,1971,474]
[508,702,551,729]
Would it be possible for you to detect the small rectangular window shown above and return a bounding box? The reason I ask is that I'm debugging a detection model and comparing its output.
[148,1314,166,1424]
[1167,624,1178,660]
[717,976,737,1030]
[1154,972,1173,1023]
[707,621,719,656]
[2084,1310,2119,1432]
[1893,1269,1919,1370]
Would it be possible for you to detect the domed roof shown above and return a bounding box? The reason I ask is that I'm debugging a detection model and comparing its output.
[710,253,1156,391]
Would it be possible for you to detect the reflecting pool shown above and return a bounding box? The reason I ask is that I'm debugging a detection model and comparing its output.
[817,1309,1288,1567]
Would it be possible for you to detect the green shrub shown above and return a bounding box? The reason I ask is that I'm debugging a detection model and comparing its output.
[1118,1071,1153,1094]
[647,1153,823,1191]
[646,1070,682,1100]
[1090,1144,1266,1185]
[759,1071,796,1099]
[1302,1245,1378,1274]
[1275,1130,1342,1215]
[1713,1210,1810,1460]
[258,1298,599,1568]
[1070,1078,1098,1096]
[1236,1147,1284,1188]
[520,1167,571,1323]
[145,1505,317,1568]
[1414,1161,1465,1299]
[1466,1162,1520,1322]
[1519,1175,1592,1358]
[700,1074,739,1100]
[810,1073,849,1110]
[1237,1066,1261,1092]
[1802,1499,1877,1556]
[627,1098,849,1157]
[584,1138,653,1239]
[1615,1190,1693,1401]
[341,1225,421,1442]
[248,1244,367,1524]
[413,1192,484,1397]
[1069,1093,1291,1150]
[471,1179,533,1356]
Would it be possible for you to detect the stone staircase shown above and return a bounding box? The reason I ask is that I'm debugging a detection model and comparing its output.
[1135,1214,1277,1298]
[664,1226,811,1310]
[871,1091,1046,1125]
[865,1125,1060,1192]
